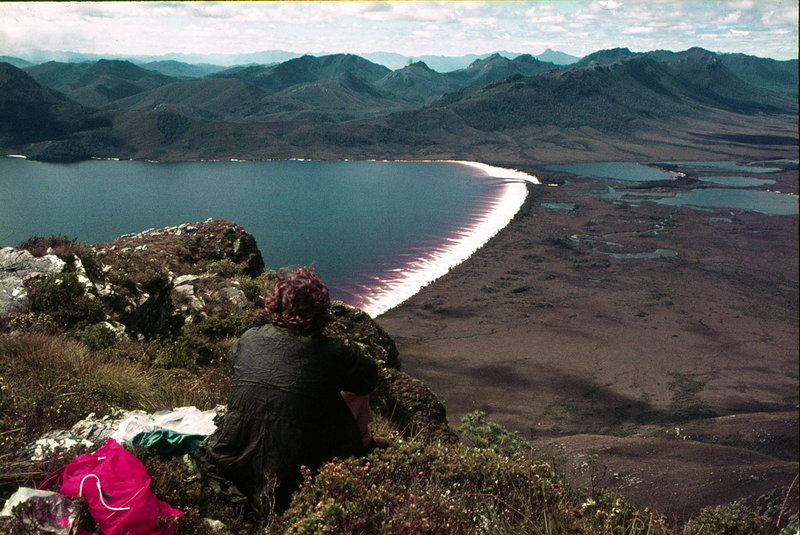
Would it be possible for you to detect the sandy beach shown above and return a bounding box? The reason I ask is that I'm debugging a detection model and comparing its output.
[356,161,536,316]
[378,157,799,521]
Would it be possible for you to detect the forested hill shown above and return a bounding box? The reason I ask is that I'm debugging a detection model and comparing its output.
[0,47,796,162]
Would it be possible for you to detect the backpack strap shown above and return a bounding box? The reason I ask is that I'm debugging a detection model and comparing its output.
[78,474,132,512]
[37,465,66,490]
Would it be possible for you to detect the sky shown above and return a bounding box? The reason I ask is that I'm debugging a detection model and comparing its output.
[0,1,797,61]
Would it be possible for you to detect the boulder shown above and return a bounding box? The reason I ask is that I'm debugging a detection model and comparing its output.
[0,247,66,316]
[372,367,458,444]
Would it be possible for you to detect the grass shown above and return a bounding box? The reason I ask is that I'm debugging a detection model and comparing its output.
[0,333,228,491]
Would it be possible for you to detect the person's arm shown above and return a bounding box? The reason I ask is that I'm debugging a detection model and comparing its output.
[327,339,379,395]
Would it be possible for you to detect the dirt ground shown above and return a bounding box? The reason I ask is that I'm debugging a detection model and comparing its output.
[377,156,799,523]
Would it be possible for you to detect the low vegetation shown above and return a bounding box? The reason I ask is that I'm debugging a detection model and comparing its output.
[0,235,795,534]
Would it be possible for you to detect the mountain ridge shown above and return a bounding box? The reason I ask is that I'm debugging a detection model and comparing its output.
[7,48,582,70]
[1,47,796,163]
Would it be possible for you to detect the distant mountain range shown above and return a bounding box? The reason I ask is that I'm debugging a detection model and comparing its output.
[3,48,580,71]
[0,47,796,163]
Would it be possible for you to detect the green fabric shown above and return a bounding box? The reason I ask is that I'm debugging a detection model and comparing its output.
[132,429,206,458]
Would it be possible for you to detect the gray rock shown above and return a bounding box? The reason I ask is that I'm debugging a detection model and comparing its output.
[218,286,249,309]
[0,247,66,316]
[101,320,129,341]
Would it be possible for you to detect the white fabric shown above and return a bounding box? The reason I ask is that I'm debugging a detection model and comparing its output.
[28,406,222,461]
[110,406,220,444]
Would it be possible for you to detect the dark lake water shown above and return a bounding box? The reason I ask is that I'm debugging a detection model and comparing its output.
[0,158,529,315]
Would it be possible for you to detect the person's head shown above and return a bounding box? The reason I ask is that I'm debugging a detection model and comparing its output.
[263,266,330,331]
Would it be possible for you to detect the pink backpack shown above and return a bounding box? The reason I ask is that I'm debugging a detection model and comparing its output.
[39,438,182,535]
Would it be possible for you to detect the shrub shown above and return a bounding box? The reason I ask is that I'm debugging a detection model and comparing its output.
[204,259,242,278]
[153,335,210,371]
[683,503,770,535]
[238,276,265,304]
[458,410,531,457]
[276,440,570,535]
[152,311,254,370]
[141,452,251,535]
[190,311,253,340]
[16,235,100,279]
[27,273,104,330]
[17,235,76,258]
[79,323,118,351]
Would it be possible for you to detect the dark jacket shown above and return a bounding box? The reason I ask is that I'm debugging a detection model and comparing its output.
[197,323,379,514]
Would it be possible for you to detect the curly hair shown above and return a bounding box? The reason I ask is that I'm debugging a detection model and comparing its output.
[263,266,331,331]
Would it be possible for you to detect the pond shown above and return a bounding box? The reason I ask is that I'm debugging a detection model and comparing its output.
[549,160,796,216]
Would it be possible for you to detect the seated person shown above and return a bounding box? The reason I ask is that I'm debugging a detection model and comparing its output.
[194,266,381,516]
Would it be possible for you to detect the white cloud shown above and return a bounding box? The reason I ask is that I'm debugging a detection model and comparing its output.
[713,11,742,24]
[0,0,796,60]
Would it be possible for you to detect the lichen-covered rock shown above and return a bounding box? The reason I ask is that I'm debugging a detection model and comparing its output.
[0,247,67,316]
[96,218,264,277]
[374,367,458,444]
[90,219,265,338]
[3,220,266,339]
[325,302,399,368]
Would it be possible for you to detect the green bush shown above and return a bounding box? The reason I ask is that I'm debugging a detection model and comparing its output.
[190,311,253,340]
[458,410,531,456]
[79,323,118,351]
[153,335,214,370]
[683,503,770,535]
[27,273,104,330]
[151,311,254,370]
[204,259,242,278]
[277,440,569,535]
[237,276,265,304]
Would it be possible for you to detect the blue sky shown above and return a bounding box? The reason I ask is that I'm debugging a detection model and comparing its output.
[1,1,797,60]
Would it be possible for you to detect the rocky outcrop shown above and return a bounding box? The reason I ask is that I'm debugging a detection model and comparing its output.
[372,367,457,444]
[96,218,264,277]
[2,219,264,337]
[0,247,66,316]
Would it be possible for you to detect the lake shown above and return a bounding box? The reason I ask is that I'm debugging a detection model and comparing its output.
[0,158,531,316]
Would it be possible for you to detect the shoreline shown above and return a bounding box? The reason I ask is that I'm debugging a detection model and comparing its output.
[356,161,538,317]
